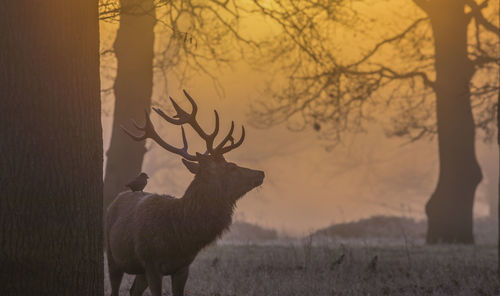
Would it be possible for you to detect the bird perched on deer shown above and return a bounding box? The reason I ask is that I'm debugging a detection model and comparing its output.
[106,90,264,296]
[125,172,149,192]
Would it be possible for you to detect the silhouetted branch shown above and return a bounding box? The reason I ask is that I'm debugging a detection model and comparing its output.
[342,67,435,90]
[100,0,260,101]
[412,0,432,14]
[99,0,166,21]
[471,54,500,67]
[349,17,429,67]
[466,0,500,37]
[249,0,498,145]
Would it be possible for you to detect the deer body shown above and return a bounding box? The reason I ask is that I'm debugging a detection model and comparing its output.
[107,192,205,276]
[105,90,264,296]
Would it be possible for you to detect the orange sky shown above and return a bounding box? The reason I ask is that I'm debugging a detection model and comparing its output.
[99,1,498,235]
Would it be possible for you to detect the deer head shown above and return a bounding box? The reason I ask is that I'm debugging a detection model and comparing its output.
[121,90,264,202]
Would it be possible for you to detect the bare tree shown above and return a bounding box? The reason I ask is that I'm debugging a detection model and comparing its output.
[0,1,102,294]
[99,0,256,210]
[250,0,499,243]
[102,0,157,211]
[497,90,500,276]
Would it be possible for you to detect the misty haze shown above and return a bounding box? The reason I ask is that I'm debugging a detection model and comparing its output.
[1,0,499,295]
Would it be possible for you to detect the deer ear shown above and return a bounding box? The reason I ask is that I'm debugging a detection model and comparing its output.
[182,158,199,174]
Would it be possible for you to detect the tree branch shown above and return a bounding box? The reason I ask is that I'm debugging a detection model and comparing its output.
[380,67,436,89]
[412,0,432,14]
[471,54,500,67]
[465,0,500,37]
[349,17,429,67]
[340,66,435,90]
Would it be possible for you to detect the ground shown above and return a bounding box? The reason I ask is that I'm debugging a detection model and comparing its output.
[104,241,497,296]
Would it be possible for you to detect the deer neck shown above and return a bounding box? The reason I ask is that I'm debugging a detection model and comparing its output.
[179,177,235,247]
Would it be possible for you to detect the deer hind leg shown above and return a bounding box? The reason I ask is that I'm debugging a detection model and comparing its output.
[145,267,163,296]
[130,274,148,296]
[171,266,189,296]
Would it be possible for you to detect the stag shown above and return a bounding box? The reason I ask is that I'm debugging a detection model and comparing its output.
[105,90,264,296]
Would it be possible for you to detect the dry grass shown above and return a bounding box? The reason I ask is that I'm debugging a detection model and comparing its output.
[105,241,497,296]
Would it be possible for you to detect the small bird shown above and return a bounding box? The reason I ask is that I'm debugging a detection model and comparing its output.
[126,172,149,192]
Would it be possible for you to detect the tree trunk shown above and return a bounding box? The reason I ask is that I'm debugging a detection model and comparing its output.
[497,90,499,276]
[0,1,102,294]
[103,0,156,210]
[425,0,482,244]
[489,178,498,218]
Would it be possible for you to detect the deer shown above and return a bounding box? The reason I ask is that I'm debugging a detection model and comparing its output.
[105,90,265,296]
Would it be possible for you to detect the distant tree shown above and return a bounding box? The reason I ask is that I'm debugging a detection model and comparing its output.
[481,147,499,218]
[497,91,499,276]
[101,0,157,211]
[0,1,103,294]
[99,0,255,210]
[250,0,499,243]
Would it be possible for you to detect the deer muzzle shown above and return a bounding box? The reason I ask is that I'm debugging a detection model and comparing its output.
[253,170,265,187]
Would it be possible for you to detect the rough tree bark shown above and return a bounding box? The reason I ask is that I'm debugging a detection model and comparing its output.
[497,90,499,276]
[0,1,103,295]
[424,0,482,244]
[103,0,156,210]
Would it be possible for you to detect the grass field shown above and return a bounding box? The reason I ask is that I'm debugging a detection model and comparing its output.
[104,241,498,296]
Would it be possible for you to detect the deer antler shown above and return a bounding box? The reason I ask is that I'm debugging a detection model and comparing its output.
[122,90,245,161]
[213,121,245,155]
[153,90,220,154]
[153,90,245,157]
[120,110,198,161]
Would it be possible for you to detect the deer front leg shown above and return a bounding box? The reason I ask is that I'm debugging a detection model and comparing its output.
[145,266,163,296]
[171,266,189,296]
[107,256,124,296]
[130,274,148,296]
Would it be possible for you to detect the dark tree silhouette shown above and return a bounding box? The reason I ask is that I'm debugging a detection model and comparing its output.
[0,1,103,295]
[497,91,499,276]
[481,146,499,218]
[251,0,499,243]
[102,0,156,211]
[99,0,255,210]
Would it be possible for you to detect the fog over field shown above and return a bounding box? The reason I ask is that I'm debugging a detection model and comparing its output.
[101,57,498,236]
[98,1,499,235]
[2,1,497,295]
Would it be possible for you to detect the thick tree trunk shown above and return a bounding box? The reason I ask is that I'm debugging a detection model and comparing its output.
[103,0,156,210]
[0,1,102,295]
[489,178,498,218]
[497,91,499,276]
[425,0,482,244]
